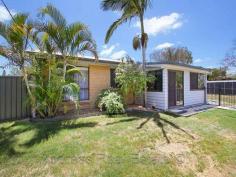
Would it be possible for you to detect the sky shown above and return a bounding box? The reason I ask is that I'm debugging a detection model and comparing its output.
[0,0,236,74]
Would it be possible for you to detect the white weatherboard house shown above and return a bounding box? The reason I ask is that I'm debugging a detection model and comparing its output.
[146,62,210,111]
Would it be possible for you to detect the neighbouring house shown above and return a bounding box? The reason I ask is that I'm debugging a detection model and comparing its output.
[146,62,210,110]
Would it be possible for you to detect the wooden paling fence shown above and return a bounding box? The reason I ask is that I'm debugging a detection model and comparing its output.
[0,76,31,121]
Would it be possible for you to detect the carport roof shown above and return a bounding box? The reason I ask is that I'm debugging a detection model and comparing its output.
[146,61,210,72]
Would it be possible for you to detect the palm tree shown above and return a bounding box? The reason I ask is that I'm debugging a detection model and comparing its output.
[0,13,37,118]
[38,4,98,80]
[100,0,151,106]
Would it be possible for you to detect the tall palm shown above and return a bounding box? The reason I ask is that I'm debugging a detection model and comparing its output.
[0,13,37,118]
[101,0,151,106]
[38,4,98,80]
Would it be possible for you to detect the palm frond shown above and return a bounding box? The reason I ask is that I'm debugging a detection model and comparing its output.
[66,67,81,75]
[0,22,7,39]
[63,82,80,95]
[101,0,130,11]
[105,13,133,43]
[39,4,66,27]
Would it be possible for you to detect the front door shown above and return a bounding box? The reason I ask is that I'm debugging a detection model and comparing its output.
[168,70,184,107]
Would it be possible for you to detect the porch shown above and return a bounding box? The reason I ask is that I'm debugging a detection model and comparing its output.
[167,104,216,117]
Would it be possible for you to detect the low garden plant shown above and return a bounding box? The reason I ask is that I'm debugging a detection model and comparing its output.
[96,88,125,115]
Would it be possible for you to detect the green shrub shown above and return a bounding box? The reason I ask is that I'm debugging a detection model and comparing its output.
[97,89,125,115]
[95,88,119,108]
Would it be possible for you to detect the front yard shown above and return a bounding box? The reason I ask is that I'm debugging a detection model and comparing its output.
[0,109,236,177]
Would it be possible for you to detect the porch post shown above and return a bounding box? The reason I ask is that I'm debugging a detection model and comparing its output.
[163,68,168,110]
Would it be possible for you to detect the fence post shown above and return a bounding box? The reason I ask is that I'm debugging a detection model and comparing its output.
[219,87,221,106]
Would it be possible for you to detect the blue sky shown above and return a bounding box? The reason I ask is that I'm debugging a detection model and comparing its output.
[0,0,236,74]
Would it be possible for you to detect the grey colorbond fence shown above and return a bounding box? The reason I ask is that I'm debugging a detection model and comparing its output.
[0,76,31,121]
[207,80,236,109]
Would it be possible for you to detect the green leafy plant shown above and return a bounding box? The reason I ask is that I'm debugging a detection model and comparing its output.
[97,89,125,115]
[29,58,80,118]
[95,88,119,108]
[115,58,154,104]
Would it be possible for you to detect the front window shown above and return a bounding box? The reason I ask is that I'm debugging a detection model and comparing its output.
[190,72,205,90]
[74,67,89,101]
[147,70,163,92]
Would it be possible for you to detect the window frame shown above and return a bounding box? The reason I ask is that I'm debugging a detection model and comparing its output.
[190,72,205,90]
[147,69,163,92]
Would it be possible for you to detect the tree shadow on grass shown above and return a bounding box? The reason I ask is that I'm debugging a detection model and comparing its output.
[0,120,98,157]
[128,110,195,144]
[105,118,138,126]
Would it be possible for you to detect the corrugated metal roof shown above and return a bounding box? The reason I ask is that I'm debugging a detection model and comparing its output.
[27,51,121,64]
[146,61,210,72]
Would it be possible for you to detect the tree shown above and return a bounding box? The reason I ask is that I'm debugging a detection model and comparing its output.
[101,0,152,106]
[208,67,227,81]
[115,56,153,104]
[224,41,236,68]
[0,13,38,118]
[28,56,80,118]
[38,4,98,80]
[150,47,193,64]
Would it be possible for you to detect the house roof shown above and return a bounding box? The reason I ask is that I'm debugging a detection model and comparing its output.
[27,51,121,64]
[146,61,210,72]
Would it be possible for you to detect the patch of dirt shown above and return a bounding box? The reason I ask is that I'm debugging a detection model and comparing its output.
[196,156,223,177]
[222,164,236,176]
[156,143,190,156]
[218,129,236,141]
[175,153,198,172]
[155,142,225,177]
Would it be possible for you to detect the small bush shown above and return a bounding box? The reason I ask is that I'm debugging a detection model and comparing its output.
[97,89,125,115]
[95,88,119,107]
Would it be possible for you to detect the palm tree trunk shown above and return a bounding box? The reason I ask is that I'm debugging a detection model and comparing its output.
[140,14,147,107]
[62,55,67,80]
[22,67,36,119]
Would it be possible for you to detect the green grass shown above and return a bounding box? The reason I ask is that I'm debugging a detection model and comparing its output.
[0,109,236,177]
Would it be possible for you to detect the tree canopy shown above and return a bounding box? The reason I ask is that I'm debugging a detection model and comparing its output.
[150,47,193,64]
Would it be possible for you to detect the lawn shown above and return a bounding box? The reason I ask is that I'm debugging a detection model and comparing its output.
[0,109,236,177]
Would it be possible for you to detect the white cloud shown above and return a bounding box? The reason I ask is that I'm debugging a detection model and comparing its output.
[155,42,174,50]
[193,58,203,63]
[111,50,127,59]
[134,12,183,36]
[100,44,116,57]
[0,5,16,22]
[100,43,126,59]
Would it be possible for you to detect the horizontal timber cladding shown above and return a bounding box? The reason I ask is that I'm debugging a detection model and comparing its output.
[0,76,31,120]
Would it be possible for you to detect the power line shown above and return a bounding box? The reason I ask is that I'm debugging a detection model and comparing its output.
[0,0,34,50]
[0,0,15,23]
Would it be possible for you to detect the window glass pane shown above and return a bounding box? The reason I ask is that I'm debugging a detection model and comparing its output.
[110,69,116,88]
[74,67,88,89]
[80,88,89,101]
[190,73,198,90]
[65,67,89,101]
[198,74,205,89]
[147,70,163,92]
[76,67,89,100]
[190,72,205,90]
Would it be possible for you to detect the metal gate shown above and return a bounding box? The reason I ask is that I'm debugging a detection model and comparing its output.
[207,80,236,109]
[0,76,31,121]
